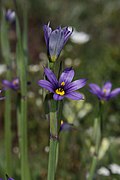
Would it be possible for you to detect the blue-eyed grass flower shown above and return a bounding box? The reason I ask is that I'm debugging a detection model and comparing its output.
[43,23,73,62]
[38,67,87,101]
[89,82,120,101]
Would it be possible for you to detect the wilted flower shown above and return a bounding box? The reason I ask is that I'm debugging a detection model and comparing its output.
[0,89,5,100]
[38,67,87,101]
[59,120,73,133]
[89,82,120,101]
[43,23,73,62]
[2,78,19,91]
[5,9,15,23]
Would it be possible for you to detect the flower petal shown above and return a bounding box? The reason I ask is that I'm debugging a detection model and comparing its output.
[43,24,52,47]
[7,178,14,180]
[89,83,101,96]
[53,93,64,101]
[38,80,54,92]
[11,78,19,90]
[109,88,120,99]
[60,122,73,132]
[59,67,74,84]
[102,82,112,95]
[65,91,84,100]
[63,27,73,45]
[66,79,87,93]
[49,28,64,58]
[2,80,12,89]
[44,68,58,86]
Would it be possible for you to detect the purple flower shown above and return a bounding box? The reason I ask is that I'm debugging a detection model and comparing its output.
[6,174,14,180]
[59,120,73,132]
[2,78,19,91]
[89,82,120,101]
[43,23,73,62]
[5,9,15,23]
[38,67,87,101]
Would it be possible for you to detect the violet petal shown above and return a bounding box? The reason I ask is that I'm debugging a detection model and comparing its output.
[38,80,54,92]
[66,79,87,93]
[65,91,84,100]
[44,68,58,86]
[59,67,74,84]
[102,81,112,95]
[89,83,101,96]
[2,80,13,89]
[49,28,64,58]
[109,88,120,99]
[43,24,52,47]
[53,93,64,101]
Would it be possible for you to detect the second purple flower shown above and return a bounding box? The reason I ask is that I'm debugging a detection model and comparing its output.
[38,67,87,101]
[2,78,19,91]
[43,23,73,62]
[89,82,120,101]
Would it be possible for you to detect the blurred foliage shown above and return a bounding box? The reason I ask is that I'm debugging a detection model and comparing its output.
[0,0,120,179]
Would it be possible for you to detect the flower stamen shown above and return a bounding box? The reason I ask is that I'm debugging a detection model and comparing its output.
[61,81,65,86]
[55,88,65,96]
[61,120,64,125]
[13,79,19,85]
[103,88,107,94]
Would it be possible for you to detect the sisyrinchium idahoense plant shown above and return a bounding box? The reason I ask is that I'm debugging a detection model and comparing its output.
[38,22,87,180]
[88,81,120,180]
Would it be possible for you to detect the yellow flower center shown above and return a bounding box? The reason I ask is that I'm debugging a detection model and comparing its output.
[103,88,107,94]
[13,79,19,85]
[61,120,64,125]
[61,81,65,86]
[55,88,65,96]
[50,55,57,62]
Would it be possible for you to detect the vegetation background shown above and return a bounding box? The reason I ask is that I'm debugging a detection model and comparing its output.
[0,0,120,179]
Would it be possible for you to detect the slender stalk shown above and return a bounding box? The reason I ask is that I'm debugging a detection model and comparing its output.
[16,15,29,180]
[88,101,103,180]
[47,61,63,179]
[47,95,59,180]
[48,139,58,180]
[0,8,12,175]
[22,2,31,179]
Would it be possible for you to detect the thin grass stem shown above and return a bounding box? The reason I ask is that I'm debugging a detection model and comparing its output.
[88,101,103,180]
[16,14,29,180]
[0,8,12,175]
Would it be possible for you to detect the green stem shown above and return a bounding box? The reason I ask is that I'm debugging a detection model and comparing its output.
[48,139,58,180]
[0,8,12,175]
[88,101,103,180]
[4,87,12,175]
[16,15,29,180]
[47,62,62,180]
[47,97,59,180]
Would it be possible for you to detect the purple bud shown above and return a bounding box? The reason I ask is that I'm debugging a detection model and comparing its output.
[5,9,15,23]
